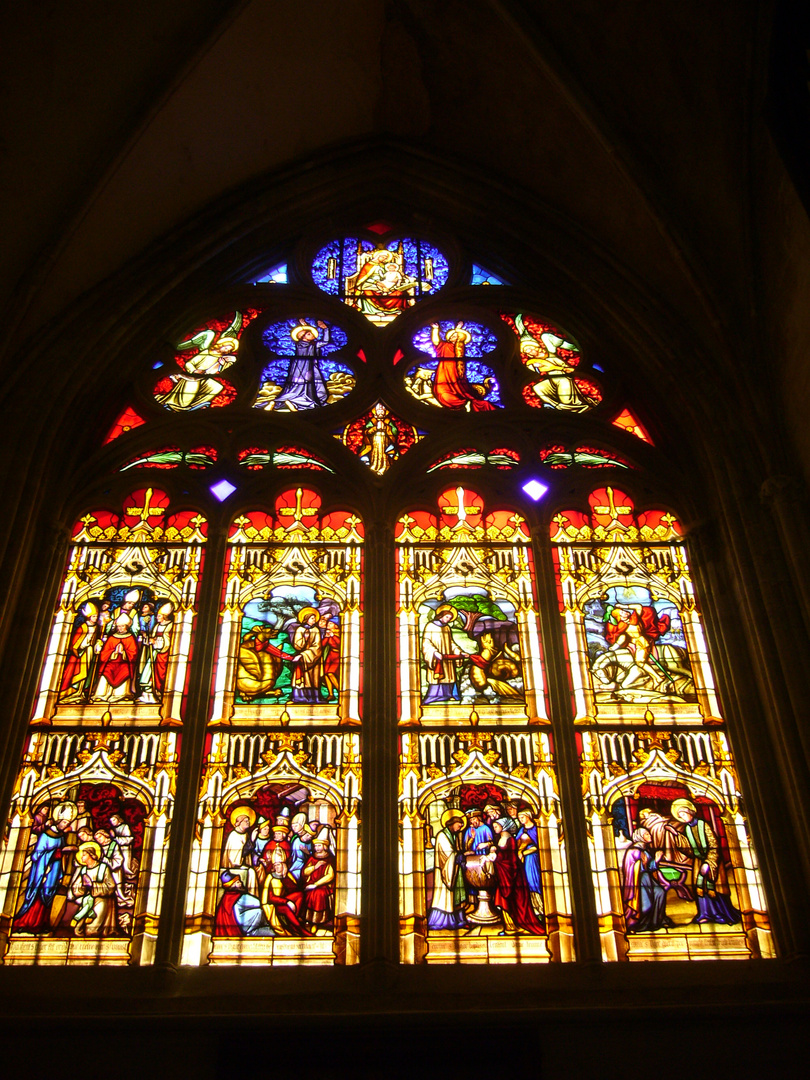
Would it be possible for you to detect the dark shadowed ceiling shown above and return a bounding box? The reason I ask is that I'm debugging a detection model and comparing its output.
[2,1,809,473]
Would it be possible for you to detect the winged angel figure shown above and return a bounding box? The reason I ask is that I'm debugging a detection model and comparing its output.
[155,312,243,411]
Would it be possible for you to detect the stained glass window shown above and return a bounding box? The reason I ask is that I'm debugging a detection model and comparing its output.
[539,446,631,470]
[471,265,506,286]
[121,446,218,471]
[251,261,288,285]
[2,218,774,976]
[104,406,146,443]
[0,490,206,965]
[254,317,355,412]
[551,488,773,960]
[405,321,502,411]
[336,403,424,475]
[612,408,653,443]
[154,309,261,412]
[428,448,520,471]
[501,311,604,412]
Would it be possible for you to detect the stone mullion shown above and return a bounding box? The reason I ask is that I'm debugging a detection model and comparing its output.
[361,520,399,966]
[153,526,228,970]
[531,525,602,965]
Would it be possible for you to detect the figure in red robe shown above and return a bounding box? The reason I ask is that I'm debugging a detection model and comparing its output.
[59,602,100,703]
[92,615,138,702]
[260,816,308,934]
[302,831,336,933]
[489,822,545,934]
[602,603,671,690]
[319,615,341,701]
[430,322,495,411]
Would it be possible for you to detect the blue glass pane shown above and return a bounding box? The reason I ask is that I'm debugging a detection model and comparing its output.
[471,264,506,285]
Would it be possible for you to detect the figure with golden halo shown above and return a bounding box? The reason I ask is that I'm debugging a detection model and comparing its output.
[221,806,258,893]
[670,798,741,926]
[348,247,423,325]
[68,840,117,936]
[290,606,325,703]
[15,801,77,932]
[421,604,465,704]
[427,808,468,931]
[215,805,277,937]
[431,322,495,411]
[273,319,331,410]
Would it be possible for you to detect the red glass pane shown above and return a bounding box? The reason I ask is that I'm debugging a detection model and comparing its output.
[71,508,120,538]
[166,510,208,537]
[104,406,146,444]
[121,487,172,530]
[395,509,436,539]
[322,510,365,537]
[275,487,321,528]
[437,486,483,529]
[612,408,653,444]
[588,487,635,529]
[485,509,531,537]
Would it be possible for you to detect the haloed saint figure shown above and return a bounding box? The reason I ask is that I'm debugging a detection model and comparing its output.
[419,591,524,706]
[254,317,354,412]
[620,797,741,935]
[426,790,545,939]
[235,588,342,706]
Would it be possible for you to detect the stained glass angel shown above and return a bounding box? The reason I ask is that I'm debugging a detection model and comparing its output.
[155,312,244,412]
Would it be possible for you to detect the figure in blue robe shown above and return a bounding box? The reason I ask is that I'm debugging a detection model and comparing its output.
[15,822,68,930]
[274,321,330,410]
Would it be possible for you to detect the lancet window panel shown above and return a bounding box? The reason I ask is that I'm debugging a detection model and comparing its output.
[580,727,773,961]
[399,728,573,965]
[550,487,718,728]
[183,729,361,967]
[396,486,548,728]
[0,488,205,966]
[551,486,774,962]
[0,729,179,966]
[209,488,363,729]
[183,488,363,966]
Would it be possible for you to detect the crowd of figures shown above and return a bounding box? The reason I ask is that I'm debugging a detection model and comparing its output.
[60,589,175,706]
[428,801,545,936]
[15,797,140,937]
[621,798,741,933]
[214,807,336,938]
